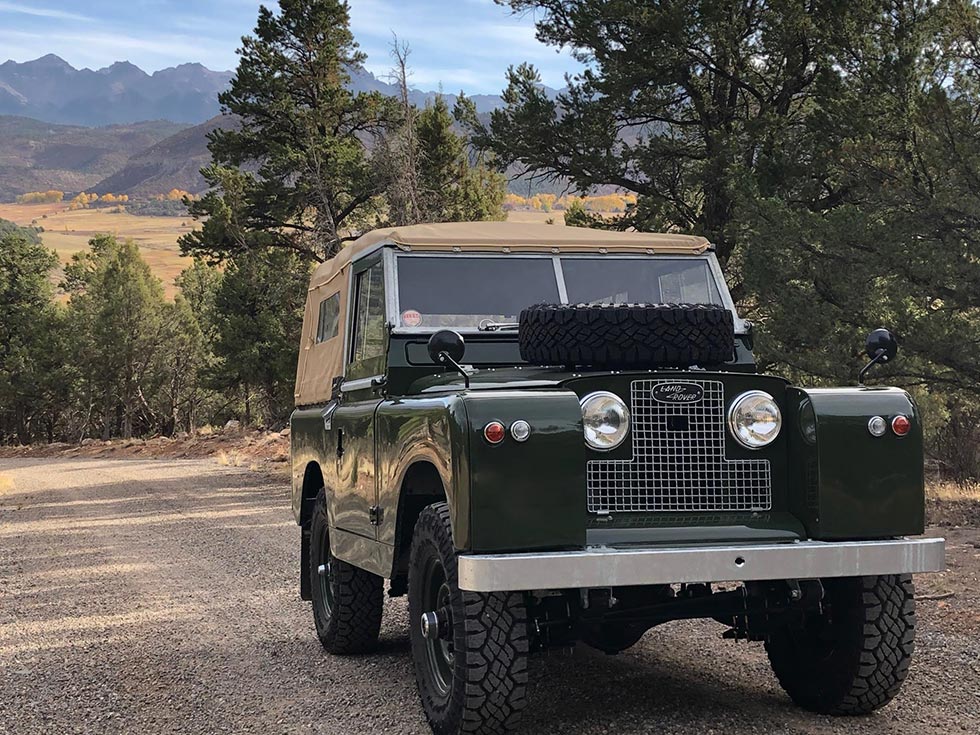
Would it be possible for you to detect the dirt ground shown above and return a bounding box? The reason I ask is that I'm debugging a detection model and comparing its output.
[0,457,977,735]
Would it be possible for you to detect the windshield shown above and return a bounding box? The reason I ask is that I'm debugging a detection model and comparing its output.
[561,258,723,305]
[397,256,560,328]
[395,254,726,328]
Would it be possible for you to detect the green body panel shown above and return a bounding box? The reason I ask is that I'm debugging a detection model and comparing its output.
[290,405,333,524]
[375,395,469,549]
[460,391,586,552]
[787,387,925,539]
[332,390,382,539]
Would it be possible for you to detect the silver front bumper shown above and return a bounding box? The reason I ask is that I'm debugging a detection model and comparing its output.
[457,537,946,592]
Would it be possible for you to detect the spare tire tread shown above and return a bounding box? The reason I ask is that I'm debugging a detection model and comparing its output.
[518,303,735,369]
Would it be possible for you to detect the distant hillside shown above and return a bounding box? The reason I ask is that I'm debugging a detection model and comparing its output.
[0,116,188,201]
[0,56,567,201]
[92,116,233,198]
[0,55,233,126]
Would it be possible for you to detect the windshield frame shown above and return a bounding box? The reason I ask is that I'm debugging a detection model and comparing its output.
[384,248,746,335]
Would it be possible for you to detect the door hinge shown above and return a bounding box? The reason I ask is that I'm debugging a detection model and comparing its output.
[369,505,383,526]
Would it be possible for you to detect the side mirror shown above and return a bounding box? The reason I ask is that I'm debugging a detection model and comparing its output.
[865,328,899,362]
[427,330,466,364]
[859,328,899,384]
[427,330,469,388]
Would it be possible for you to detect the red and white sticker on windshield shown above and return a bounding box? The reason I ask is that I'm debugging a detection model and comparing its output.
[401,309,423,327]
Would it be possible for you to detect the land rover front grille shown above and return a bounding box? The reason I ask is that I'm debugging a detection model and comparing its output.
[586,379,772,514]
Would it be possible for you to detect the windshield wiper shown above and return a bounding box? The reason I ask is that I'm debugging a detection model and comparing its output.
[478,320,520,332]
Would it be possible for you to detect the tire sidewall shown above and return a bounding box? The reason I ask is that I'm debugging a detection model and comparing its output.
[408,507,467,735]
[309,491,336,643]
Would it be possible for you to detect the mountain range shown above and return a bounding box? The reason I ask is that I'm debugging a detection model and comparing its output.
[0,55,559,201]
[0,55,528,128]
[0,55,233,126]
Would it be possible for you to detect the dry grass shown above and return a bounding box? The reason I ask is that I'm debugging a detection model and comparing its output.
[215,450,247,468]
[0,203,192,299]
[0,204,668,300]
[505,210,622,224]
[929,481,980,502]
[0,474,14,493]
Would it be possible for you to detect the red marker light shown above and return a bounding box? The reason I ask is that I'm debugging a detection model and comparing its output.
[891,415,911,436]
[484,421,506,444]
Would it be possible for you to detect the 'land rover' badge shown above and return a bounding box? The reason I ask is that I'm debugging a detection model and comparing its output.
[651,383,704,404]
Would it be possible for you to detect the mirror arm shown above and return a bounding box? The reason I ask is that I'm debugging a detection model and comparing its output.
[859,349,888,385]
[438,352,470,390]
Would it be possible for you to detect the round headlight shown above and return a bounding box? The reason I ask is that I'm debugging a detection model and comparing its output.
[729,391,782,449]
[581,391,630,451]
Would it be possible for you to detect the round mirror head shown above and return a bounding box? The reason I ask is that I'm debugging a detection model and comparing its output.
[866,328,899,362]
[427,330,466,364]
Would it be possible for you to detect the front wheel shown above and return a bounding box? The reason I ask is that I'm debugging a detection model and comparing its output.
[408,503,529,735]
[766,574,916,715]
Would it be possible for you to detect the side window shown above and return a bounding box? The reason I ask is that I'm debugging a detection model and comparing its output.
[350,262,387,366]
[316,293,341,343]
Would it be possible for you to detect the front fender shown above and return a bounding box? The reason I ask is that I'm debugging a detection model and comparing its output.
[787,386,925,539]
[462,390,586,552]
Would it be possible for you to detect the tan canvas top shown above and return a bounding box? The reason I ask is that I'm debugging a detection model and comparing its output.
[296,222,711,405]
[309,221,710,289]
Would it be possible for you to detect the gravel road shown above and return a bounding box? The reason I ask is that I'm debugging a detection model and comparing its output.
[1,458,978,735]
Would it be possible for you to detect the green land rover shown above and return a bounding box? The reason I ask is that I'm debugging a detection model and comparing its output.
[290,222,945,735]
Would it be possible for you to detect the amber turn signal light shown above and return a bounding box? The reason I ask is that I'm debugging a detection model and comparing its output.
[891,415,911,437]
[484,421,506,444]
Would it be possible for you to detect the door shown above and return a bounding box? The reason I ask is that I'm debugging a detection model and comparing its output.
[332,255,387,539]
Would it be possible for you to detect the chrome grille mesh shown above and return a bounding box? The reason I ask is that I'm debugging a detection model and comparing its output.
[586,379,772,513]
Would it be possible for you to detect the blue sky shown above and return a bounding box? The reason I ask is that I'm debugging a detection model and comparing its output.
[0,0,580,93]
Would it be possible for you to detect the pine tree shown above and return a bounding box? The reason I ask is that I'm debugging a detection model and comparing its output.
[64,236,169,440]
[208,251,310,426]
[0,233,61,444]
[179,0,399,263]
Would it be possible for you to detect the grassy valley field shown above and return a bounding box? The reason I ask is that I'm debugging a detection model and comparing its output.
[0,202,594,299]
[0,202,192,298]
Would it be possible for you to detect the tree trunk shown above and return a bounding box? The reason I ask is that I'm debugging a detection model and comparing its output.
[102,392,113,441]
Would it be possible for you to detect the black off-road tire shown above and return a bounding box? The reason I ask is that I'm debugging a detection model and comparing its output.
[765,574,916,715]
[309,489,383,654]
[518,302,735,369]
[409,502,529,735]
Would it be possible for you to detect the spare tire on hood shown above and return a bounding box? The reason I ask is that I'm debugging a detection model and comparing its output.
[518,303,735,369]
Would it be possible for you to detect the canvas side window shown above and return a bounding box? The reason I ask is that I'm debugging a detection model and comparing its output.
[350,262,387,365]
[315,293,340,343]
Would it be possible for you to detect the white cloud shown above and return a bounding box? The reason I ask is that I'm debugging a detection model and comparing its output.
[0,28,233,71]
[0,1,92,22]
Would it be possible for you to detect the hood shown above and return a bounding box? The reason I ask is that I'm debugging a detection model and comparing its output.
[409,365,569,394]
[407,365,784,396]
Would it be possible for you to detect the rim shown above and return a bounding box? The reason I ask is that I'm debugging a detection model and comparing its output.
[420,554,454,697]
[316,527,334,618]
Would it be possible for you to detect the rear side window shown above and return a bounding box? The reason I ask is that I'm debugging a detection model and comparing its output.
[316,293,340,343]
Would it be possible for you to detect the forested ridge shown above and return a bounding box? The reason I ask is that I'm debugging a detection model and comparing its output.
[2,0,979,480]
